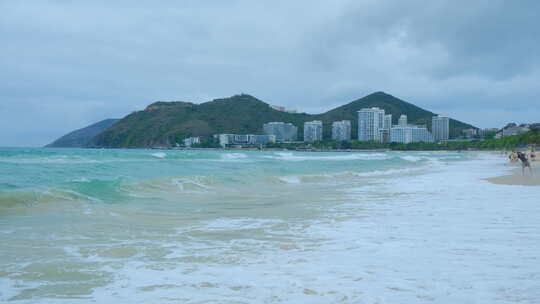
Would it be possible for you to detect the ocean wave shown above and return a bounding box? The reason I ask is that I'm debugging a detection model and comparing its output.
[399,154,463,163]
[170,177,211,192]
[0,183,18,190]
[277,167,426,184]
[151,152,167,159]
[0,187,102,208]
[351,167,425,177]
[278,176,302,184]
[125,176,213,198]
[220,153,248,160]
[72,177,91,183]
[0,156,101,164]
[400,155,423,162]
[0,151,219,164]
[265,152,390,161]
[199,218,285,232]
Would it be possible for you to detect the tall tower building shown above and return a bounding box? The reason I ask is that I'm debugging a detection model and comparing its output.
[383,114,392,130]
[432,115,450,141]
[303,121,323,142]
[398,114,408,126]
[358,107,385,142]
[331,120,352,141]
[263,122,298,142]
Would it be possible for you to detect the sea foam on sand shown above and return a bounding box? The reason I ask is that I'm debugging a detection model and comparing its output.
[485,162,540,186]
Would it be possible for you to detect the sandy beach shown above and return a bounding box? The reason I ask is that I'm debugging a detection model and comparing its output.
[485,160,540,186]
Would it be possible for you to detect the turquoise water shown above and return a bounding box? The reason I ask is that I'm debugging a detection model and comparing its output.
[0,148,445,208]
[2,148,539,303]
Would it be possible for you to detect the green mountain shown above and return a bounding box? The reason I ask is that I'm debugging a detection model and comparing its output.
[46,119,119,148]
[89,92,475,148]
[313,91,471,139]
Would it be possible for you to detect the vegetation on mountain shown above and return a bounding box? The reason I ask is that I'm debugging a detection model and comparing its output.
[313,91,471,139]
[46,119,119,148]
[89,92,476,148]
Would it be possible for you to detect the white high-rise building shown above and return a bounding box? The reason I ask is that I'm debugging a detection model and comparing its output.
[263,122,298,142]
[183,137,201,147]
[398,114,408,126]
[358,107,385,142]
[383,114,392,130]
[432,115,450,141]
[304,120,323,142]
[390,125,434,144]
[332,120,352,141]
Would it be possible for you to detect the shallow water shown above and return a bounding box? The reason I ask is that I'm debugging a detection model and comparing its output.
[1,148,539,303]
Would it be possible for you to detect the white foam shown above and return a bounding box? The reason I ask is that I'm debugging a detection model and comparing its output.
[0,278,22,302]
[0,157,100,164]
[171,177,210,192]
[151,152,167,159]
[279,176,302,184]
[221,153,248,160]
[199,218,285,232]
[352,167,425,177]
[63,245,83,258]
[400,155,423,162]
[265,152,390,161]
[72,177,90,183]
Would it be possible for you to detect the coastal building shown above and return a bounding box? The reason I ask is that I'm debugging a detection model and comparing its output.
[217,134,235,147]
[233,134,250,145]
[383,114,392,130]
[502,126,530,137]
[358,107,385,142]
[249,134,276,145]
[217,134,276,147]
[379,129,390,143]
[462,128,478,138]
[263,122,298,142]
[183,137,201,147]
[390,125,434,144]
[304,120,323,142]
[478,128,499,138]
[331,120,352,141]
[398,114,408,126]
[269,105,297,113]
[432,115,450,141]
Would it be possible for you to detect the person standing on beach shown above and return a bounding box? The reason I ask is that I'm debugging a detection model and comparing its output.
[517,152,533,176]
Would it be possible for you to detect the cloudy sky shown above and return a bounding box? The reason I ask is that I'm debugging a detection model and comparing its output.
[1,0,539,146]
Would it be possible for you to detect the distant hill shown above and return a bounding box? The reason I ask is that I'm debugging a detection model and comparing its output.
[46,119,119,148]
[89,92,476,148]
[313,91,472,139]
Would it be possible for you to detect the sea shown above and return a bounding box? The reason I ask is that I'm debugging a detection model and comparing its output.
[1,148,539,303]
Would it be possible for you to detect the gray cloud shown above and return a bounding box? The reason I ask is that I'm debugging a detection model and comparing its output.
[1,0,539,146]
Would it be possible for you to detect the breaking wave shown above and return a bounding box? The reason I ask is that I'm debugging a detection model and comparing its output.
[151,152,167,159]
[264,152,390,161]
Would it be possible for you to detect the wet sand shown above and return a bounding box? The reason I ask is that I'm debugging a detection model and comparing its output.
[485,162,540,186]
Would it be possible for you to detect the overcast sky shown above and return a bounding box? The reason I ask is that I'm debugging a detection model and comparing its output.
[1,0,539,146]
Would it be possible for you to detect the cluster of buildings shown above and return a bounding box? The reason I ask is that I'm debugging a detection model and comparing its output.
[357,107,449,144]
[214,134,276,146]
[181,114,540,148]
[183,107,452,148]
[495,123,531,138]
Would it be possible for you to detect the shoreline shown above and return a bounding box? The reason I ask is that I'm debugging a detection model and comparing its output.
[484,161,540,186]
[43,146,515,153]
